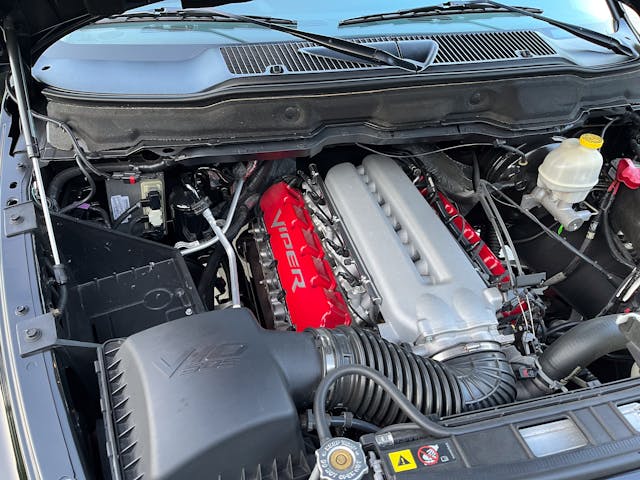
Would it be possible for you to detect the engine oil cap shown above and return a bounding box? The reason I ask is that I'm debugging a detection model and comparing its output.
[579,133,604,150]
[316,437,368,480]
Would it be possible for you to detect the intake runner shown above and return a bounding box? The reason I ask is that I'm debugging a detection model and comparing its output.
[259,182,351,330]
[323,155,504,357]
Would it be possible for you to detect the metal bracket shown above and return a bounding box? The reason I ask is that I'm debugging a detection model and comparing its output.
[4,201,37,237]
[17,312,100,357]
[514,272,547,288]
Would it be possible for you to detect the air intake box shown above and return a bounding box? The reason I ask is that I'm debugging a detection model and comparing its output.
[97,309,321,480]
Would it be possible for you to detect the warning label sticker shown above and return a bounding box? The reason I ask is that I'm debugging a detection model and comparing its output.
[388,449,417,472]
[385,442,456,474]
[416,442,454,467]
[417,445,440,466]
[110,195,131,223]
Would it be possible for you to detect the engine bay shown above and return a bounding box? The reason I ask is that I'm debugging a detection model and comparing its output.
[19,110,640,479]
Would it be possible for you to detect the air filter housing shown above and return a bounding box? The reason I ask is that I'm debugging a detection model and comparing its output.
[97,310,318,480]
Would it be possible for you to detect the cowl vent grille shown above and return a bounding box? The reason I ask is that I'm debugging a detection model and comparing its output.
[221,30,556,75]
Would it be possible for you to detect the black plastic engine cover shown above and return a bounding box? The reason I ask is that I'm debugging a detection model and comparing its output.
[97,309,321,480]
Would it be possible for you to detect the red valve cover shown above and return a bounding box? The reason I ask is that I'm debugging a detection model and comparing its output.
[436,192,508,283]
[260,182,351,331]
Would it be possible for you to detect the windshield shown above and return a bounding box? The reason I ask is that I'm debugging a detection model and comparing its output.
[62,0,618,45]
[38,0,631,96]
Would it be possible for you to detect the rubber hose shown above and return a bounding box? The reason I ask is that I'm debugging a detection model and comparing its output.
[198,207,248,309]
[314,365,457,443]
[244,161,274,194]
[443,349,518,410]
[55,283,68,317]
[198,246,226,309]
[495,143,527,165]
[326,416,379,433]
[562,236,593,277]
[538,314,629,381]
[313,364,512,444]
[551,190,613,285]
[197,161,275,308]
[48,164,120,204]
[112,202,142,230]
[88,206,112,228]
[58,157,98,213]
[311,327,516,427]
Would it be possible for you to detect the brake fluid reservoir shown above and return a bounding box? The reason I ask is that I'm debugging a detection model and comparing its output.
[537,133,604,203]
[521,134,604,231]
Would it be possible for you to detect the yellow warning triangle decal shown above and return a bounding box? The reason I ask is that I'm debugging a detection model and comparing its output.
[388,449,417,472]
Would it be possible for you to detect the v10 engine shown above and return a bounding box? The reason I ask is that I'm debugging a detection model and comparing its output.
[255,155,505,359]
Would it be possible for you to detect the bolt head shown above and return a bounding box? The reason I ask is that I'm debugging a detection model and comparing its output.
[185,308,193,316]
[15,305,28,316]
[9,214,23,224]
[24,328,41,342]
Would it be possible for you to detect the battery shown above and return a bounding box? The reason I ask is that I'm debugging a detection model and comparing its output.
[105,172,166,232]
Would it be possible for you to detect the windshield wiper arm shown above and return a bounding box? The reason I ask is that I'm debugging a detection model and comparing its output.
[104,9,296,25]
[340,2,542,26]
[344,1,635,58]
[474,1,634,57]
[191,8,431,72]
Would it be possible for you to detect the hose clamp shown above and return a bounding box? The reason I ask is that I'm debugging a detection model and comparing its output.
[313,329,339,377]
[431,341,500,362]
[534,358,569,392]
[312,328,358,375]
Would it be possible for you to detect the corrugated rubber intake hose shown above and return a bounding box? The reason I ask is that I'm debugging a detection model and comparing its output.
[308,327,516,429]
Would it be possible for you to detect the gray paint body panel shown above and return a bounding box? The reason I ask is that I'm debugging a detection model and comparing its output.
[0,105,86,479]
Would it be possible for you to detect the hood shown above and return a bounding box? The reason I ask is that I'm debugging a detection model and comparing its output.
[0,1,151,65]
[1,0,640,65]
[0,1,245,64]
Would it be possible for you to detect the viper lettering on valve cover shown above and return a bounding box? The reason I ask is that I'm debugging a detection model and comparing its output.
[260,182,351,331]
[270,209,306,292]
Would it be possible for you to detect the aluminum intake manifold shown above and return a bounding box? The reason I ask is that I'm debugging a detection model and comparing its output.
[324,155,503,358]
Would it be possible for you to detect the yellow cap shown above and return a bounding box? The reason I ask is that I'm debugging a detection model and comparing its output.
[579,133,604,150]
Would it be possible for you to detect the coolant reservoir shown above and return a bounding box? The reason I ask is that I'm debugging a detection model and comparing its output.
[537,133,604,203]
[521,134,604,231]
